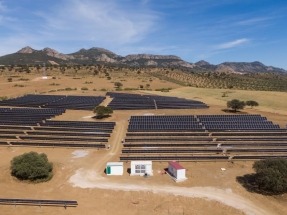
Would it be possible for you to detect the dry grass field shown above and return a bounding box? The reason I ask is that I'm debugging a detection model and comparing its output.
[0,69,286,215]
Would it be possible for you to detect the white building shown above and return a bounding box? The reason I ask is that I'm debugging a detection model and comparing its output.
[130,161,153,176]
[168,161,187,182]
[106,162,124,175]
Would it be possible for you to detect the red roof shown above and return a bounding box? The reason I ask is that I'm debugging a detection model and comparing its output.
[169,161,184,170]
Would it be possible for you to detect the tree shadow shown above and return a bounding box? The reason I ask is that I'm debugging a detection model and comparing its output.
[221,109,248,114]
[236,174,277,196]
[92,115,111,119]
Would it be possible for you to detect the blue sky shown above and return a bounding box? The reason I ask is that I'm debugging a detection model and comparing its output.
[0,0,287,69]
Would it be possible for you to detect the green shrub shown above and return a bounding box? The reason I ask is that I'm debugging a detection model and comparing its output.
[65,87,76,91]
[93,106,113,119]
[11,152,53,182]
[227,99,245,112]
[253,158,287,194]
[13,84,25,87]
[246,100,259,108]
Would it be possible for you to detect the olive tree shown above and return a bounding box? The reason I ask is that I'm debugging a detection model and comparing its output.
[11,152,53,182]
[114,82,123,89]
[227,99,245,112]
[93,106,113,119]
[246,100,259,108]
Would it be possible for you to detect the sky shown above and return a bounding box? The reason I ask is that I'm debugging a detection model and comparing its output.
[0,0,287,69]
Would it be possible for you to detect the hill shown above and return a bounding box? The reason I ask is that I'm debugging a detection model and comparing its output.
[0,47,286,75]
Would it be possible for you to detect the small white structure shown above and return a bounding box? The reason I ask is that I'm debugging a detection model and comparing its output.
[106,162,124,175]
[168,161,187,182]
[130,161,153,176]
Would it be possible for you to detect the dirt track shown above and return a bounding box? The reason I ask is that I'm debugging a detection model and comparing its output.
[69,168,274,215]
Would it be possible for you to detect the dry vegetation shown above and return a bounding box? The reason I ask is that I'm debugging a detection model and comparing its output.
[0,67,286,215]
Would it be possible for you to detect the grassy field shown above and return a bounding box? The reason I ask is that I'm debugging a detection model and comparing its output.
[146,87,287,115]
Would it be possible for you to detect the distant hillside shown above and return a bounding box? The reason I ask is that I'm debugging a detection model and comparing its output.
[0,46,286,74]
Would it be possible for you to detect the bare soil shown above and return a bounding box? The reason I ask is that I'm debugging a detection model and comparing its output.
[0,72,286,215]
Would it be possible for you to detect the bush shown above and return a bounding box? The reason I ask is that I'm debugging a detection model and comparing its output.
[114,82,123,89]
[227,99,245,112]
[11,152,53,182]
[246,100,259,108]
[253,158,287,194]
[93,106,113,119]
[237,158,287,195]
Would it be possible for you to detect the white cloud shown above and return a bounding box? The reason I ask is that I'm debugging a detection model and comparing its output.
[38,0,158,45]
[215,38,250,50]
[236,17,273,26]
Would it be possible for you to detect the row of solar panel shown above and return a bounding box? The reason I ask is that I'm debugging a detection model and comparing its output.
[125,131,287,137]
[0,94,105,110]
[120,155,287,161]
[126,132,209,137]
[125,137,213,142]
[7,141,106,148]
[127,129,205,132]
[0,198,78,207]
[126,139,287,143]
[130,115,197,119]
[122,148,287,153]
[123,142,287,147]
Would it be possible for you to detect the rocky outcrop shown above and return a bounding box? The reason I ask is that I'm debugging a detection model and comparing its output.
[42,48,73,60]
[123,54,181,61]
[95,54,117,63]
[17,46,35,54]
[195,60,210,66]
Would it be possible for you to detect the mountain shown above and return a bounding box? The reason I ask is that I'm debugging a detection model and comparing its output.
[0,46,286,74]
[216,61,286,74]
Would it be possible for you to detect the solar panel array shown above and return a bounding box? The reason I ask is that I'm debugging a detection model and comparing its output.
[107,92,208,110]
[0,198,78,207]
[0,107,115,148]
[198,115,280,130]
[0,94,105,110]
[120,114,287,161]
[128,115,204,132]
[0,107,65,126]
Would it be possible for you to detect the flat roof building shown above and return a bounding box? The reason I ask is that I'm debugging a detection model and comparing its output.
[106,162,124,176]
[130,161,153,176]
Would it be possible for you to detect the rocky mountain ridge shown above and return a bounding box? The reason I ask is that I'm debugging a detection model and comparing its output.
[0,46,286,74]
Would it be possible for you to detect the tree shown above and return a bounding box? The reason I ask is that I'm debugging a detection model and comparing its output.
[253,158,287,194]
[93,106,113,119]
[246,100,259,108]
[114,82,123,89]
[11,152,53,182]
[227,99,245,112]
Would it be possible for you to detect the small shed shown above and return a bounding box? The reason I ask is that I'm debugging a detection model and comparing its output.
[106,162,124,175]
[130,161,153,176]
[168,161,186,182]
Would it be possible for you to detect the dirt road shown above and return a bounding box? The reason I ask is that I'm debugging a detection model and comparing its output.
[69,168,275,215]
